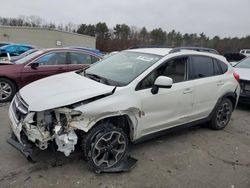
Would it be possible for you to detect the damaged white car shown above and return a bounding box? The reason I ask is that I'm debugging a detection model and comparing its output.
[8,47,240,172]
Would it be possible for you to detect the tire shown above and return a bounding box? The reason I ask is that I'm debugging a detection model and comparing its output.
[0,78,17,102]
[82,122,129,172]
[209,98,233,130]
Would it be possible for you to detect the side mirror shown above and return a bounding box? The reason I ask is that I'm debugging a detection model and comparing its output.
[151,76,173,94]
[30,62,39,69]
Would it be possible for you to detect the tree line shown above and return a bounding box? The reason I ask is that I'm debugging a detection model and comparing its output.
[0,16,249,54]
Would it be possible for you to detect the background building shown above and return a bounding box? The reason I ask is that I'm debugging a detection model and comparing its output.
[0,26,96,48]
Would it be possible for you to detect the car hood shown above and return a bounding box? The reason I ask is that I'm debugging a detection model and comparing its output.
[234,68,250,81]
[19,72,115,111]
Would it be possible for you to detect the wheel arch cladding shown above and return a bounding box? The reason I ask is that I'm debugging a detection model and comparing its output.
[93,115,135,141]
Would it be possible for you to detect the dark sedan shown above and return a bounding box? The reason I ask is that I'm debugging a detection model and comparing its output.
[0,48,102,102]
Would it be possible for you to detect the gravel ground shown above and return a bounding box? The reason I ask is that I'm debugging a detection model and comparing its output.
[0,103,250,188]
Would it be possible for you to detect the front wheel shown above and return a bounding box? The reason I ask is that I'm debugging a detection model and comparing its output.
[209,98,233,130]
[0,78,17,103]
[82,123,128,172]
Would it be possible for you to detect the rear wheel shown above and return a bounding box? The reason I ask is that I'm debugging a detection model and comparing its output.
[82,123,128,172]
[210,98,233,130]
[0,78,17,102]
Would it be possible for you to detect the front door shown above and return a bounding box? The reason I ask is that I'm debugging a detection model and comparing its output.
[136,56,194,136]
[20,52,68,87]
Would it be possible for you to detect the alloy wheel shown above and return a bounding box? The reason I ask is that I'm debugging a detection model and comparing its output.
[92,131,127,168]
[0,82,12,100]
[216,102,231,127]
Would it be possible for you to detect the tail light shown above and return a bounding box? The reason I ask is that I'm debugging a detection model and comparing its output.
[233,72,240,81]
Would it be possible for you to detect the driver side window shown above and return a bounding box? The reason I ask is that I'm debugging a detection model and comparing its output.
[136,57,188,90]
[34,52,67,66]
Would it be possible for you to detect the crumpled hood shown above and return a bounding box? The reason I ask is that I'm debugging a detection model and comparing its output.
[234,68,250,81]
[19,72,115,111]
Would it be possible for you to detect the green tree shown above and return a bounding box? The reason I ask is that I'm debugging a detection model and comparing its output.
[139,27,149,43]
[77,24,95,36]
[150,28,166,45]
[95,22,110,39]
[113,24,130,40]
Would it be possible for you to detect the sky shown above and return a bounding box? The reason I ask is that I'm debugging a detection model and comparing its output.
[1,0,250,38]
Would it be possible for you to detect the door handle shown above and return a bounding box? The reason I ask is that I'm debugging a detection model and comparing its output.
[217,81,224,86]
[183,88,193,94]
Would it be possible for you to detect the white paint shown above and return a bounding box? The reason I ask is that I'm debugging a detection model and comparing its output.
[19,72,114,111]
[9,48,240,156]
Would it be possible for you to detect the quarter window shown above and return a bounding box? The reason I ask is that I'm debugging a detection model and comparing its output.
[218,60,228,73]
[91,56,100,63]
[34,52,67,65]
[213,59,221,75]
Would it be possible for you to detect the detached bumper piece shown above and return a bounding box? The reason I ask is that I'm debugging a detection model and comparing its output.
[7,133,38,162]
[95,156,138,173]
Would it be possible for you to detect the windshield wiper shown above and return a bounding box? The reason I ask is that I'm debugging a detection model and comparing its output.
[85,73,111,85]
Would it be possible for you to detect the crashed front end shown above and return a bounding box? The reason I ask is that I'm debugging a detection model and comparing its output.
[8,93,82,160]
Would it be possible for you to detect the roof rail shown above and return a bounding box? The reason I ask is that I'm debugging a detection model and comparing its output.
[169,47,219,54]
[128,45,173,49]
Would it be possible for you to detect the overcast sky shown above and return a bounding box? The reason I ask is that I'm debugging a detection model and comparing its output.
[1,0,250,38]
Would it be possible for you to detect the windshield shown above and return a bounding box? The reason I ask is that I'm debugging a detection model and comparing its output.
[85,51,162,86]
[15,50,44,64]
[235,57,250,69]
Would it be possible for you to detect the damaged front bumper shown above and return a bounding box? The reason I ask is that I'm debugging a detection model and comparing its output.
[7,132,37,162]
[8,95,79,158]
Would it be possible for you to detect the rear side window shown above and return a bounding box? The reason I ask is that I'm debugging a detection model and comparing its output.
[190,56,214,79]
[69,52,92,64]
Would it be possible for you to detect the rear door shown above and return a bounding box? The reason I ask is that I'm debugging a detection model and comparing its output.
[20,51,68,86]
[68,52,101,71]
[189,55,226,119]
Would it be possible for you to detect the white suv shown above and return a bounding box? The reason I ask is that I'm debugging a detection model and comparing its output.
[8,47,240,172]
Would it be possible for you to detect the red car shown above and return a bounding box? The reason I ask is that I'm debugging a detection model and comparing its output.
[0,48,102,102]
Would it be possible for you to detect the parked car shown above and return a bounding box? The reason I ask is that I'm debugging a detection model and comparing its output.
[0,42,12,47]
[224,52,246,66]
[234,57,250,103]
[0,44,35,57]
[240,49,250,57]
[7,47,240,172]
[0,49,39,65]
[0,48,102,102]
[69,46,104,56]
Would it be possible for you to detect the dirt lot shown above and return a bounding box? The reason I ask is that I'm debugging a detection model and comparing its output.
[0,103,250,188]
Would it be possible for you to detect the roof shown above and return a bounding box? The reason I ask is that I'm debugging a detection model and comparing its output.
[38,48,103,57]
[126,48,173,56]
[170,51,227,62]
[126,47,227,62]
